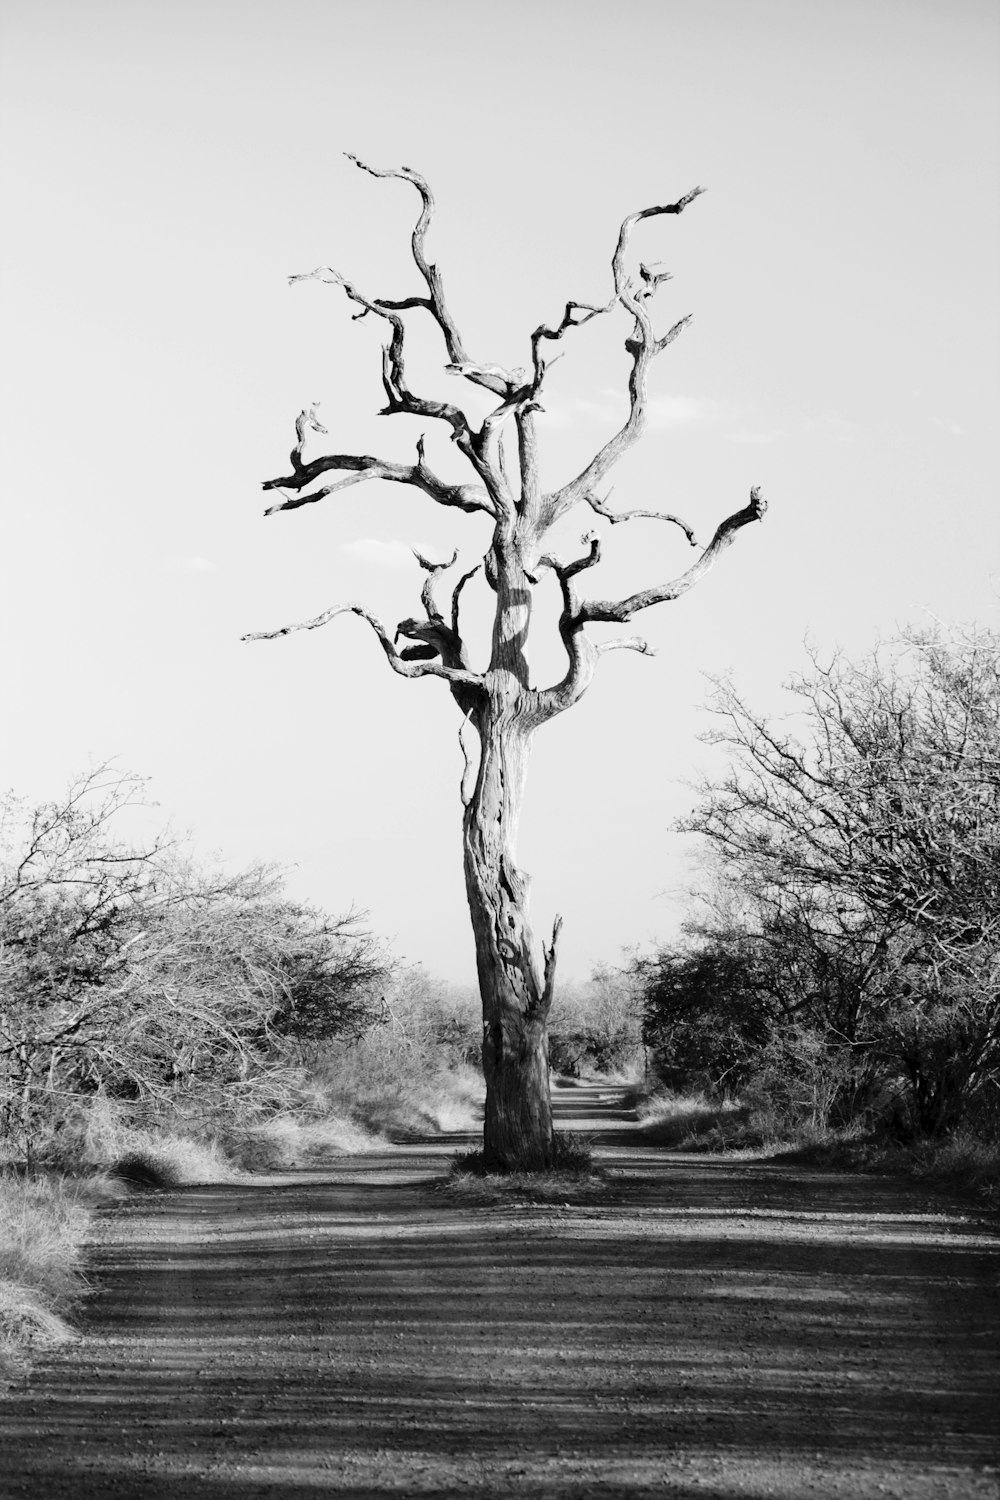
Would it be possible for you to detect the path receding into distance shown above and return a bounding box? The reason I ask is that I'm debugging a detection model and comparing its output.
[3,1084,999,1499]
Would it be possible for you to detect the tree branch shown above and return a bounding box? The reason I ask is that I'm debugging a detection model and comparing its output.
[528,491,763,725]
[537,189,703,528]
[263,432,495,517]
[290,404,327,472]
[527,540,603,725]
[537,913,564,1019]
[451,562,481,639]
[578,487,767,625]
[289,265,477,443]
[413,546,459,622]
[596,636,657,657]
[583,487,698,547]
[529,301,609,393]
[389,548,480,679]
[241,602,484,690]
[346,154,511,401]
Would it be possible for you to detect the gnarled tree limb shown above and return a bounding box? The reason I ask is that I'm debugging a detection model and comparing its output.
[596,636,657,657]
[242,602,484,690]
[538,190,703,529]
[346,154,511,401]
[578,487,767,625]
[451,563,481,639]
[413,546,460,622]
[289,266,476,444]
[263,440,494,518]
[583,487,698,547]
[537,913,564,1019]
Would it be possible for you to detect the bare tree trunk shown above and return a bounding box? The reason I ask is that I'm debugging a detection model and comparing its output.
[463,698,556,1171]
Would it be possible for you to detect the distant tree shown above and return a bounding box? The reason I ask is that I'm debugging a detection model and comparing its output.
[548,964,645,1077]
[636,924,772,1093]
[682,626,1000,1133]
[246,155,765,1169]
[0,766,389,1160]
[0,766,164,1157]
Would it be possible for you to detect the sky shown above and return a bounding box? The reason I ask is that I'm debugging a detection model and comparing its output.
[2,0,998,986]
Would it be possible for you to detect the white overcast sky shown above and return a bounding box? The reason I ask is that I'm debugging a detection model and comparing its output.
[2,0,998,984]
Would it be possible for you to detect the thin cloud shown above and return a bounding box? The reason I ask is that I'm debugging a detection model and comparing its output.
[646,394,723,430]
[804,411,859,444]
[538,388,725,432]
[341,539,422,570]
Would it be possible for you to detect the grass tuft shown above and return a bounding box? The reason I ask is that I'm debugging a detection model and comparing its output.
[452,1130,594,1177]
[0,1171,109,1384]
[444,1132,605,1204]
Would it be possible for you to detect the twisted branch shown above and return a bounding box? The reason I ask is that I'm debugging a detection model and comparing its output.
[538,189,703,528]
[413,546,459,622]
[263,434,494,517]
[451,562,482,639]
[578,487,767,625]
[242,602,484,690]
[346,154,511,400]
[583,487,698,547]
[289,266,474,441]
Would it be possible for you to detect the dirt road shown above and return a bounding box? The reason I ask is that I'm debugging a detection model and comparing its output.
[3,1084,998,1498]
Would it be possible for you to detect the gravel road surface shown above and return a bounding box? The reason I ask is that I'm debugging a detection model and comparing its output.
[3,1084,998,1498]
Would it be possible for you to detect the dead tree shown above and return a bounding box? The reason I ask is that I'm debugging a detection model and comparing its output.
[246,155,765,1170]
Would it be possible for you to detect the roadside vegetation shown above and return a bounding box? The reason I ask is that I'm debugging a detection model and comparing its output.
[445,1132,602,1204]
[0,764,484,1378]
[6,619,995,1379]
[629,624,1000,1204]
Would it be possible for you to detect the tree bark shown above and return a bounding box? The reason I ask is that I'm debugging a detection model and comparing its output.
[459,535,558,1171]
[463,704,554,1170]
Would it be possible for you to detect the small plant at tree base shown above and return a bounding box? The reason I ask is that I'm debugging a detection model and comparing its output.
[445,1132,605,1205]
[246,154,764,1171]
[450,1130,594,1179]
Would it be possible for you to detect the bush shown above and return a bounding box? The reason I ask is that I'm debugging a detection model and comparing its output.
[548,965,644,1078]
[0,766,392,1167]
[303,968,484,1141]
[673,625,1000,1139]
[0,1171,115,1383]
[636,932,775,1094]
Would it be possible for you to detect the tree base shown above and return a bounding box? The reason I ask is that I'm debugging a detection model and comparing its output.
[456,1131,594,1178]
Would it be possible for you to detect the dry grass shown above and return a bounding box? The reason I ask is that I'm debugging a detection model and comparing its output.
[902,1131,1000,1206]
[442,1132,607,1204]
[224,1112,381,1172]
[0,1172,118,1383]
[638,1085,1000,1207]
[441,1168,610,1206]
[801,1130,1000,1209]
[636,1087,872,1157]
[637,1090,760,1149]
[310,1039,484,1142]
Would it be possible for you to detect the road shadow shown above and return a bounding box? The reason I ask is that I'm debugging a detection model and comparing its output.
[3,1085,999,1499]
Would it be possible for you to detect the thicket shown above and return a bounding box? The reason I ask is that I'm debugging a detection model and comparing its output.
[635,625,1000,1158]
[0,765,490,1377]
[0,764,466,1172]
[546,964,645,1078]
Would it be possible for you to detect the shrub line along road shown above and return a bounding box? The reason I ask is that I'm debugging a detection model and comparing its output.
[2,1084,998,1498]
